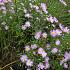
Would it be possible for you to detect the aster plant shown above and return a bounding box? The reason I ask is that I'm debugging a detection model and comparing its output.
[0,0,70,70]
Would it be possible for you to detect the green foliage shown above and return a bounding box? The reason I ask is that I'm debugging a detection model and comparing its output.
[0,0,70,70]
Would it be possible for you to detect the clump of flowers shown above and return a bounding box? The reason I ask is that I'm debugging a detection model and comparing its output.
[22,21,31,30]
[19,0,70,69]
[0,0,70,70]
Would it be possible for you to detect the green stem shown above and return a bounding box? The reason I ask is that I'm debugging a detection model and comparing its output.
[0,60,19,70]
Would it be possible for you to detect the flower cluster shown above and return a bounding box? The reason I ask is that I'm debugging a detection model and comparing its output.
[35,31,47,39]
[20,55,33,67]
[0,0,14,14]
[22,21,31,30]
[0,0,70,70]
[60,52,70,68]
[50,29,62,37]
[19,0,70,69]
[47,15,58,23]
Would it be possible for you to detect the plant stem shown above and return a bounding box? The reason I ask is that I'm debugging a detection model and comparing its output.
[0,60,19,70]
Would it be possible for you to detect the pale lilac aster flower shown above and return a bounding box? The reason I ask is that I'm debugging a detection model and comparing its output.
[30,4,40,13]
[26,59,33,67]
[25,13,32,18]
[68,10,70,13]
[35,31,42,39]
[1,6,6,10]
[60,59,65,65]
[59,23,64,30]
[0,0,7,3]
[45,57,49,63]
[59,24,70,33]
[33,5,40,12]
[60,57,69,65]
[45,62,50,69]
[55,39,61,45]
[63,27,70,33]
[53,17,58,23]
[31,44,38,49]
[41,3,48,14]
[21,25,27,30]
[47,16,58,23]
[51,48,58,54]
[50,16,55,23]
[46,44,50,50]
[60,52,70,65]
[50,30,57,37]
[38,48,44,54]
[64,63,68,68]
[20,55,28,63]
[25,45,30,52]
[47,16,54,23]
[27,69,31,70]
[0,2,4,5]
[33,51,36,55]
[32,5,39,10]
[64,52,70,60]
[38,63,45,69]
[0,0,8,5]
[42,32,47,38]
[35,9,41,13]
[38,48,47,58]
[37,68,40,70]
[41,3,47,11]
[21,21,31,30]
[56,29,62,36]
[41,51,47,58]
[25,21,31,27]
[34,5,39,10]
